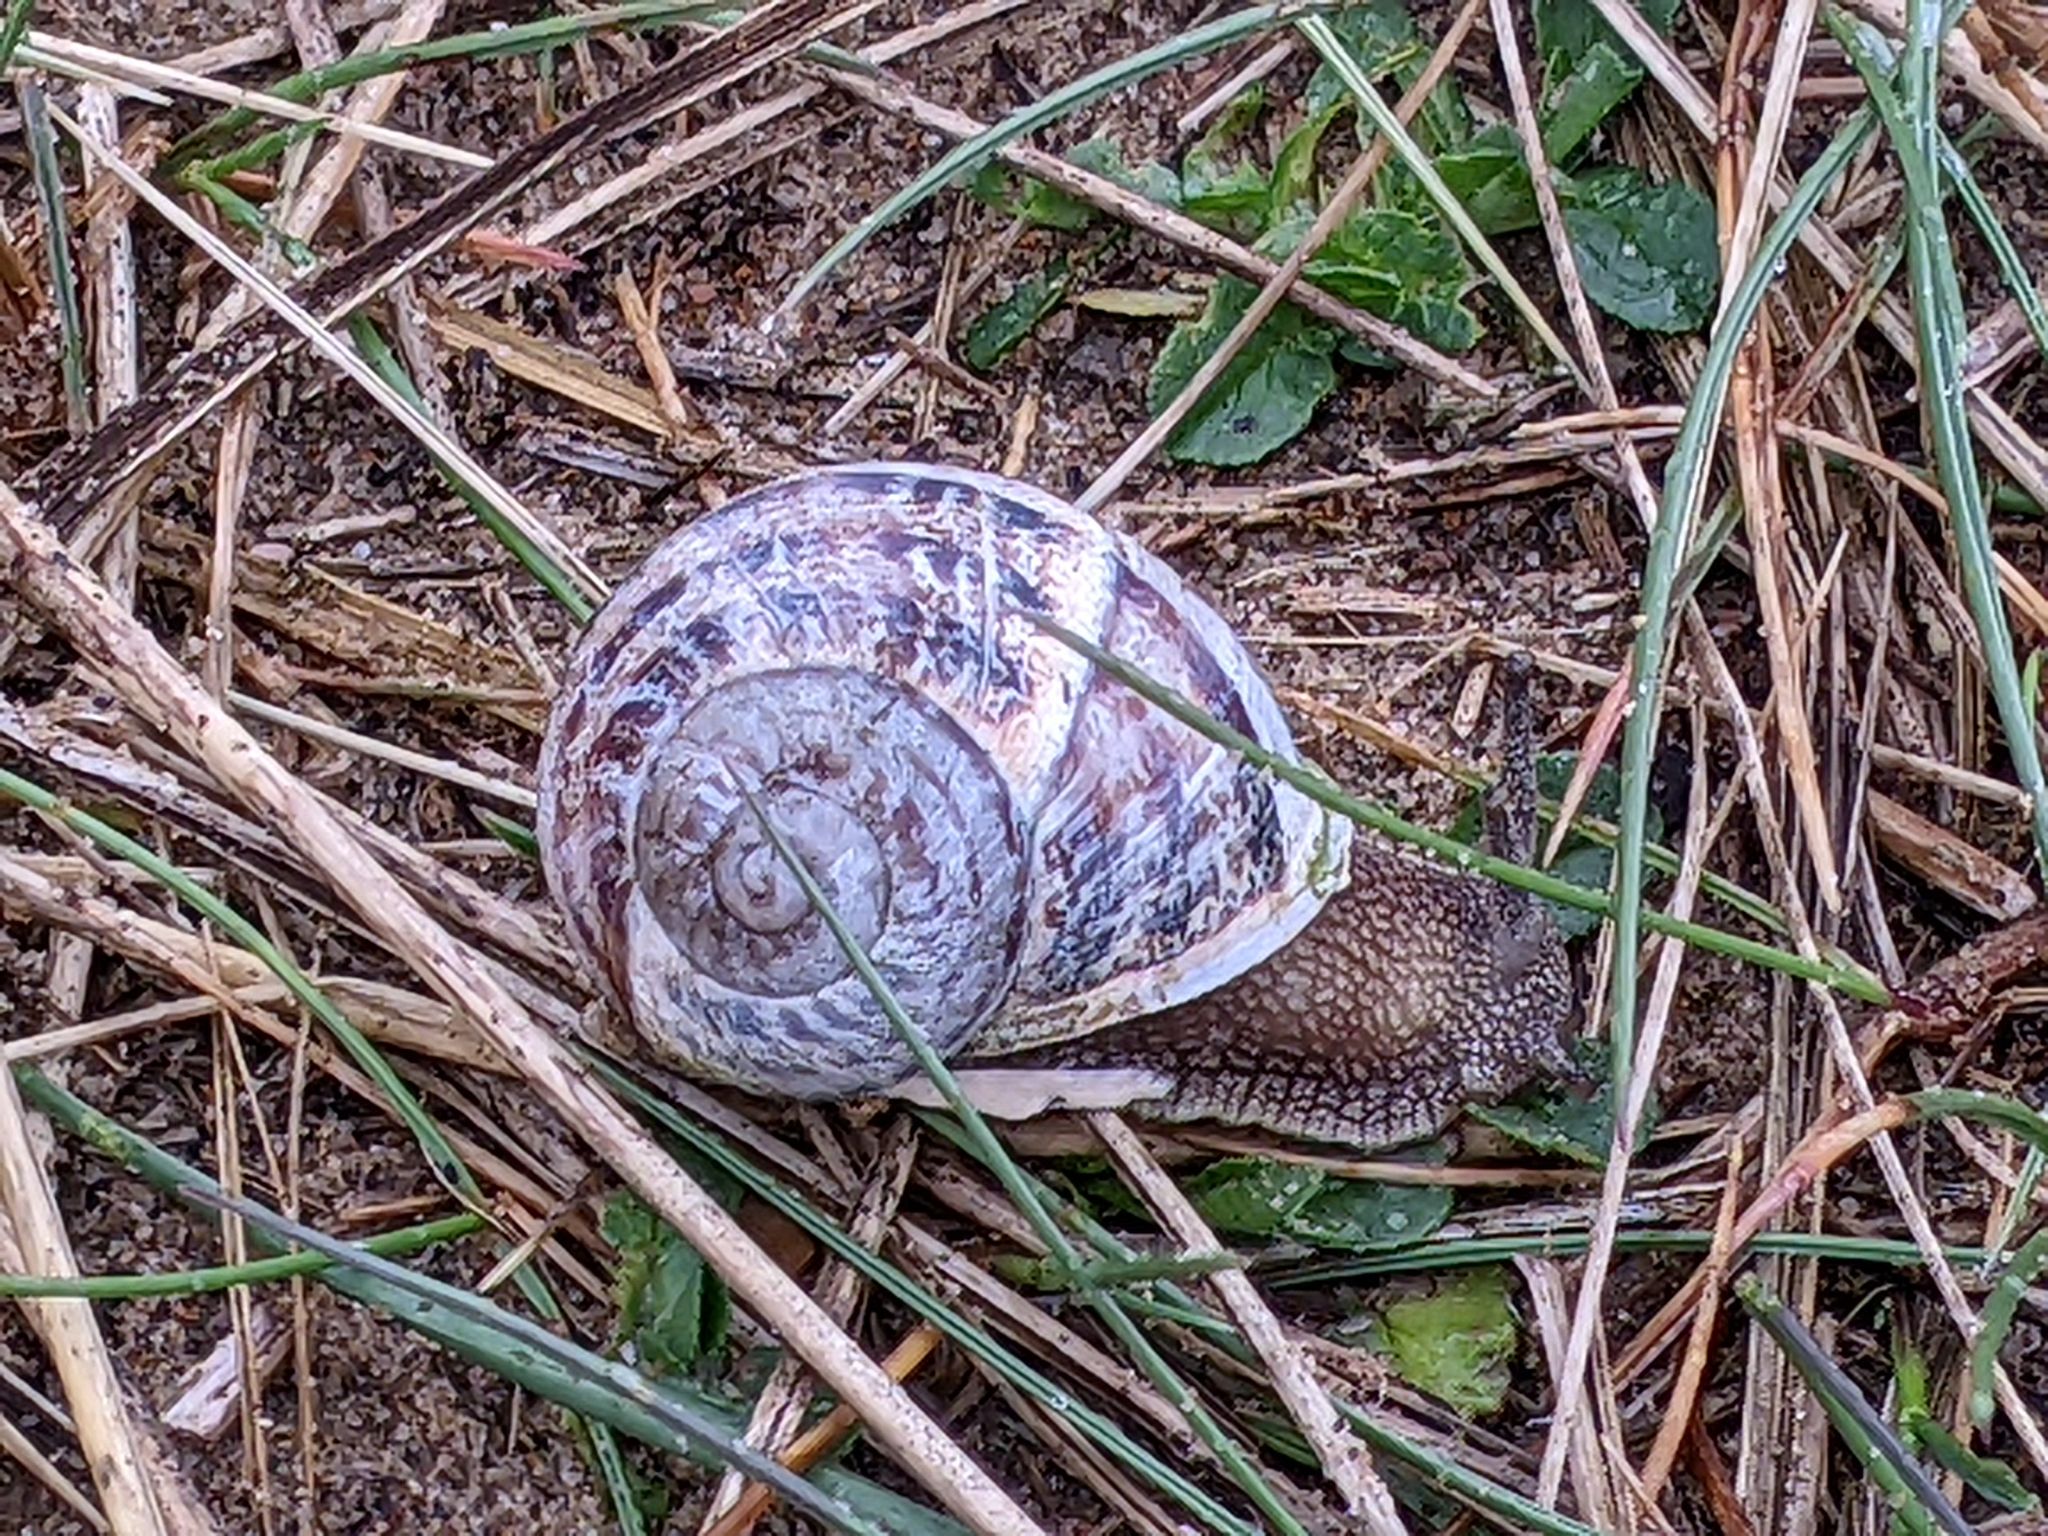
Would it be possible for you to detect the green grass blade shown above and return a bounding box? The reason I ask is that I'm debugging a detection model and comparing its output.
[19,78,89,430]
[0,1214,481,1297]
[0,0,34,76]
[1736,1277,1970,1536]
[348,313,597,623]
[1025,613,1887,1004]
[740,791,1309,1535]
[163,1,727,175]
[1892,0,2048,869]
[780,3,1318,316]
[1971,1223,2048,1429]
[589,1056,1264,1536]
[1603,103,1879,1077]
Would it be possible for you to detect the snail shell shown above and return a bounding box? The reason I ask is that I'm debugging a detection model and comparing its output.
[538,464,1351,1102]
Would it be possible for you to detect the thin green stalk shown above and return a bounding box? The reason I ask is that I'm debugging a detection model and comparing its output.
[1272,1229,1995,1287]
[1028,613,1888,1004]
[1894,0,2048,869]
[1971,1223,2048,1430]
[1294,12,1587,390]
[348,314,597,623]
[1737,1277,1970,1536]
[781,3,1327,316]
[18,77,88,431]
[589,1056,1262,1536]
[200,1187,878,1534]
[0,1213,481,1297]
[742,792,1310,1536]
[1604,103,1881,1085]
[16,1066,921,1535]
[0,765,476,1197]
[0,0,32,75]
[164,1,724,175]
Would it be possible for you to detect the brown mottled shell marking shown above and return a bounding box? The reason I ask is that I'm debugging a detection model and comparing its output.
[538,464,1344,1101]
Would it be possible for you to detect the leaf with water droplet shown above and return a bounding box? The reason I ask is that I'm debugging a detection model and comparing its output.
[1560,165,1718,332]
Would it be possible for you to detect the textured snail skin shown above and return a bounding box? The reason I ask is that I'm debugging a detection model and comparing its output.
[967,848,1575,1147]
[539,462,1573,1148]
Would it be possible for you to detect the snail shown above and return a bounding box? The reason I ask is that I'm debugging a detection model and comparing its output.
[537,464,1575,1149]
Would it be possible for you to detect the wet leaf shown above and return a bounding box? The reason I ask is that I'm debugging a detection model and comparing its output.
[603,1192,731,1375]
[1374,1269,1518,1417]
[1147,275,1340,466]
[1182,1156,1329,1234]
[1269,104,1345,221]
[1281,1178,1454,1251]
[1467,1054,1653,1163]
[1541,39,1641,162]
[1301,207,1482,355]
[1561,166,1719,332]
[965,263,1069,370]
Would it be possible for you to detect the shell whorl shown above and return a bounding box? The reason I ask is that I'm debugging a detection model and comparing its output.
[537,464,1350,1098]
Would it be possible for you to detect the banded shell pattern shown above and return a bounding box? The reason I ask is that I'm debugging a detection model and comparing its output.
[537,464,1351,1098]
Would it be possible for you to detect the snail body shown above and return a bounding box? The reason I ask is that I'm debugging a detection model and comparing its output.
[539,464,1571,1148]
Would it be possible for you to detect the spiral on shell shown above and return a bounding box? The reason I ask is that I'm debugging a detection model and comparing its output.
[537,464,1349,1099]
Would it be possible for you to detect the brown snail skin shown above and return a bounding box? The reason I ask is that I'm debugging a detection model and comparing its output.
[537,463,1575,1150]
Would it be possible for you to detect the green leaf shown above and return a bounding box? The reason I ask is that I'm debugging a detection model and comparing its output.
[1181,84,1271,234]
[1281,1177,1453,1252]
[965,262,1070,370]
[969,138,1180,230]
[1270,104,1345,223]
[1561,166,1719,332]
[1147,276,1340,466]
[1301,207,1482,355]
[602,1192,731,1375]
[1541,40,1642,163]
[1374,1269,1517,1417]
[1436,125,1539,236]
[1535,0,1679,75]
[1182,1156,1329,1235]
[1466,1052,1653,1163]
[1909,1418,2040,1512]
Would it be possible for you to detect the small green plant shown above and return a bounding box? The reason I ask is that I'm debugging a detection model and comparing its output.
[603,1191,733,1375]
[1369,1268,1519,1417]
[966,0,1717,464]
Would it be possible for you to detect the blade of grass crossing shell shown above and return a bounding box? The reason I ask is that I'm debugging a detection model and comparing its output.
[1736,1277,1971,1536]
[1895,0,2048,868]
[587,1057,1262,1536]
[1603,104,1881,1081]
[739,791,1313,1536]
[779,3,1311,317]
[1023,612,1887,1004]
[1294,12,1587,390]
[0,1214,483,1298]
[12,1067,908,1536]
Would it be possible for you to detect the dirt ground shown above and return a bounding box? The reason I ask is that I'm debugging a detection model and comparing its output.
[4,0,2048,1532]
